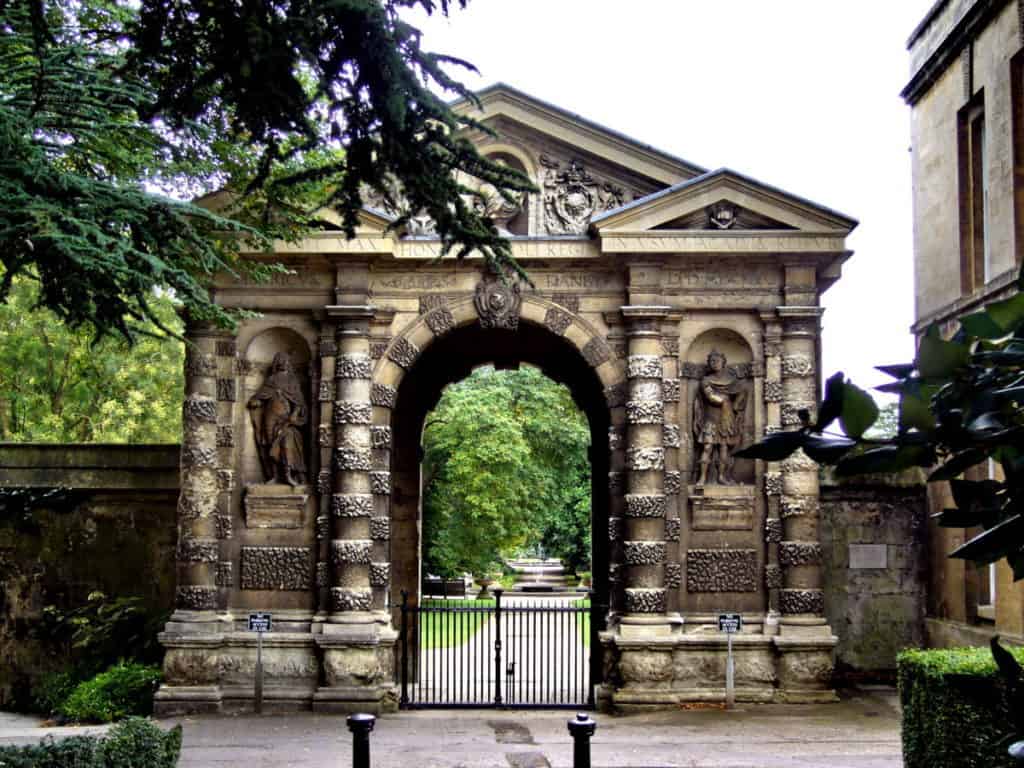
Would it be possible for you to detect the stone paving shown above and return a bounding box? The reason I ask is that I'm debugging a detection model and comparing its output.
[0,687,903,767]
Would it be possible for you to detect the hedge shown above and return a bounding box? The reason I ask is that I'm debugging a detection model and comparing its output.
[0,717,181,768]
[59,662,162,723]
[898,645,1024,768]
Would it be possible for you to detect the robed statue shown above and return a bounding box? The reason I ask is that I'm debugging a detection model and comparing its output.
[248,352,308,486]
[692,350,748,486]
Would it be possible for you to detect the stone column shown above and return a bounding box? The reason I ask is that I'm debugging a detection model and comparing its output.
[315,330,338,616]
[619,305,673,634]
[777,306,826,624]
[327,306,376,622]
[761,316,784,625]
[173,322,222,624]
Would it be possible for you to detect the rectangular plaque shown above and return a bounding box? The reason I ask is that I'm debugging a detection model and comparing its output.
[248,613,272,632]
[689,486,755,530]
[718,613,742,633]
[244,484,310,529]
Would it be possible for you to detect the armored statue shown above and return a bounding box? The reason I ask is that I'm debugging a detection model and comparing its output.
[248,352,308,486]
[692,350,748,486]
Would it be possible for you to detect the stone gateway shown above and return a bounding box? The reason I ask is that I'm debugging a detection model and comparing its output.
[155,83,857,714]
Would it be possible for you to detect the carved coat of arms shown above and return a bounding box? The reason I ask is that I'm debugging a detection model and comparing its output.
[474,273,522,330]
[540,154,624,234]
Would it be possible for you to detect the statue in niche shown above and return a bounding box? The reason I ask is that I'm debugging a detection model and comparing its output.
[472,165,524,235]
[692,350,748,486]
[248,352,308,486]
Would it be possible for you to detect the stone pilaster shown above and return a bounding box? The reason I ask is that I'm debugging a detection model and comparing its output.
[315,330,337,616]
[173,323,222,624]
[761,316,783,625]
[619,305,674,635]
[777,306,825,624]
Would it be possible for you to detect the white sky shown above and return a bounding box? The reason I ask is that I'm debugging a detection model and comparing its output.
[411,0,937,396]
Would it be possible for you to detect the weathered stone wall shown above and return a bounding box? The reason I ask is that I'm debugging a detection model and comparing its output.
[820,473,928,676]
[0,445,178,707]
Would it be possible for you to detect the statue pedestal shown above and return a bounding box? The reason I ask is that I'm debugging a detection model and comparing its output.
[688,484,755,530]
[244,484,311,529]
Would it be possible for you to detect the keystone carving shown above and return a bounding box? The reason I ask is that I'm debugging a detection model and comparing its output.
[176,586,217,610]
[780,588,824,615]
[626,446,665,471]
[624,588,667,613]
[370,471,390,495]
[544,307,572,336]
[623,541,666,565]
[662,378,681,403]
[370,517,390,541]
[331,587,372,612]
[387,337,419,369]
[419,294,449,314]
[336,355,373,380]
[627,355,663,379]
[582,338,612,367]
[779,541,823,567]
[624,494,666,518]
[334,401,372,425]
[665,562,682,589]
[331,540,372,565]
[370,562,390,587]
[665,518,681,542]
[332,494,374,518]
[474,274,522,330]
[426,307,457,337]
[781,354,814,377]
[626,400,664,424]
[370,426,392,449]
[371,383,397,409]
[686,549,758,593]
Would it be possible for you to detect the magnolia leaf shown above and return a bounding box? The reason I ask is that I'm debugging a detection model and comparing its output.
[733,430,805,462]
[802,433,857,464]
[839,381,879,439]
[951,514,1024,565]
[933,507,988,528]
[917,326,970,379]
[960,310,1007,339]
[899,390,936,434]
[815,372,844,431]
[876,363,915,380]
[929,447,993,481]
[835,444,932,476]
[986,293,1024,333]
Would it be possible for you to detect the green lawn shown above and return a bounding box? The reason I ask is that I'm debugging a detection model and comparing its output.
[418,598,494,649]
[575,598,591,647]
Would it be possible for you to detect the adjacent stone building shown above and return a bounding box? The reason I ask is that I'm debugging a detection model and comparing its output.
[904,0,1024,645]
[152,83,862,712]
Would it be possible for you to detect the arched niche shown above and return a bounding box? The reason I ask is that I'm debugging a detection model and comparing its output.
[683,328,756,486]
[240,327,313,487]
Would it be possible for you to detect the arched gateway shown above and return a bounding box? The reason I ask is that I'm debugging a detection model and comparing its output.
[156,84,857,714]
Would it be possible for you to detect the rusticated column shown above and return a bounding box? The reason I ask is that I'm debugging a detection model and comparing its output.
[315,330,338,616]
[760,316,784,624]
[174,322,222,621]
[326,306,377,623]
[777,306,825,622]
[620,306,672,630]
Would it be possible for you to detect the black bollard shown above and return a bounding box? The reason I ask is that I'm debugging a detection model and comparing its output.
[567,712,597,768]
[347,713,376,768]
[1010,741,1024,763]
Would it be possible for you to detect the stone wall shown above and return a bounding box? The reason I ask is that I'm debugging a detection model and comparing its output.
[820,472,928,677]
[0,445,178,707]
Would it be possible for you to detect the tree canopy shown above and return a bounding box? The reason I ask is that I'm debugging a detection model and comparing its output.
[736,265,1024,580]
[0,0,531,340]
[422,367,592,578]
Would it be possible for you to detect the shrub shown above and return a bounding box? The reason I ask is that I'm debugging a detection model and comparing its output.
[0,718,181,768]
[31,668,87,717]
[59,663,162,724]
[898,645,1024,768]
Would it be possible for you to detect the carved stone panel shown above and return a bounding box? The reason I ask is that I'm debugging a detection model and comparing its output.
[665,518,681,542]
[626,447,665,471]
[240,546,313,591]
[765,518,783,544]
[331,493,374,518]
[623,541,666,565]
[370,471,390,495]
[387,337,419,369]
[370,426,392,449]
[779,541,823,567]
[626,400,664,424]
[544,306,573,336]
[627,355,663,380]
[474,275,522,330]
[244,485,309,529]
[664,562,682,589]
[689,488,754,530]
[371,383,397,409]
[664,471,682,496]
[370,562,390,587]
[539,154,624,234]
[624,587,667,613]
[334,401,372,425]
[176,586,217,610]
[331,587,372,612]
[336,355,373,380]
[582,338,612,367]
[425,307,457,337]
[331,540,372,565]
[780,588,824,615]
[624,494,666,518]
[685,549,758,593]
[662,378,681,403]
[369,517,391,541]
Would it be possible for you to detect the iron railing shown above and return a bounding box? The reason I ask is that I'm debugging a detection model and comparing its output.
[399,588,599,709]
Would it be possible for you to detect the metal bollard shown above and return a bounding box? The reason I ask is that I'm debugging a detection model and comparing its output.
[347,713,376,768]
[1010,741,1024,763]
[567,712,597,768]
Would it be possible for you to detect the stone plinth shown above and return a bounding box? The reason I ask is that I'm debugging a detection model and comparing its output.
[244,484,311,529]
[688,485,755,530]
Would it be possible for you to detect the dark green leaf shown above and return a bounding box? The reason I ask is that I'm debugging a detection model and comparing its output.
[986,293,1024,333]
[929,447,993,481]
[815,371,844,431]
[733,430,805,462]
[835,444,933,476]
[876,363,914,379]
[950,514,1024,565]
[802,433,857,464]
[960,311,1007,339]
[899,390,936,434]
[932,507,988,528]
[949,479,1002,516]
[839,381,879,439]
[917,325,970,379]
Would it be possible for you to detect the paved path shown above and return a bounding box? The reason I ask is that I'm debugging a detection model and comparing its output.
[0,687,904,767]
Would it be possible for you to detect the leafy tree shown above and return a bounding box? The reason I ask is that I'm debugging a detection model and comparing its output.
[422,367,591,578]
[0,0,532,340]
[736,265,1024,579]
[0,278,183,442]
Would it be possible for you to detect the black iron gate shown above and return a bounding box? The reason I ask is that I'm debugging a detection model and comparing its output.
[398,588,598,709]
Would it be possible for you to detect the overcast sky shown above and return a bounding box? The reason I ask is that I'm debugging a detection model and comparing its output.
[411,0,936,396]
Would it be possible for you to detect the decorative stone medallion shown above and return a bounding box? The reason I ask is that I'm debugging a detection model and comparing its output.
[474,274,522,330]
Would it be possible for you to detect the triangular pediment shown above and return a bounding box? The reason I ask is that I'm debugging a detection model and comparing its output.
[592,169,858,235]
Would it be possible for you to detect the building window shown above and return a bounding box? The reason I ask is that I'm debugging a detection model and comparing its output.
[958,95,988,293]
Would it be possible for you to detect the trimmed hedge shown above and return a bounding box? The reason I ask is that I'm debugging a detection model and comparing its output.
[898,646,1024,768]
[0,717,182,768]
